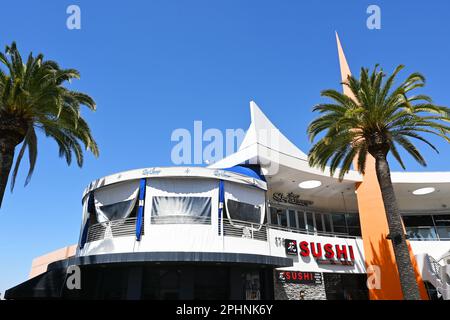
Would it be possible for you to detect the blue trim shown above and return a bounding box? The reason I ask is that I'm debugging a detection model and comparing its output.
[80,192,94,249]
[218,180,224,236]
[79,217,90,249]
[223,165,266,182]
[135,178,146,241]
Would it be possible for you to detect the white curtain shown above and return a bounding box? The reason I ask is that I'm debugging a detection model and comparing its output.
[94,180,139,223]
[151,196,211,224]
[148,178,216,224]
[224,181,266,226]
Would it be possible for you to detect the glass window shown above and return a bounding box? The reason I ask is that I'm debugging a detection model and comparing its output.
[345,213,361,237]
[434,215,450,240]
[279,210,288,227]
[402,215,434,227]
[151,196,211,224]
[331,214,347,234]
[403,215,437,240]
[288,210,297,229]
[324,214,332,232]
[226,199,261,223]
[270,207,278,225]
[315,213,325,232]
[297,211,306,229]
[306,212,315,232]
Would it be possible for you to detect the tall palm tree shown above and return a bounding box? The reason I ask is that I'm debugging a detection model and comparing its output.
[307,65,450,300]
[0,42,99,207]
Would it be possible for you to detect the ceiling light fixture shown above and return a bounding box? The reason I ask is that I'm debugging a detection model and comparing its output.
[412,187,435,195]
[298,180,322,189]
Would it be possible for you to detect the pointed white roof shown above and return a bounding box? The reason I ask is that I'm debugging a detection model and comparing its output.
[239,101,308,159]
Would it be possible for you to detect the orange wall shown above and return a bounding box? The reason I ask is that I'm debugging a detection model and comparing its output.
[355,155,429,300]
[29,245,77,279]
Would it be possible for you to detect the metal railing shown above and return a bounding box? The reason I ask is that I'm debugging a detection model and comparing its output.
[87,217,142,242]
[86,216,361,244]
[266,223,360,239]
[223,218,268,241]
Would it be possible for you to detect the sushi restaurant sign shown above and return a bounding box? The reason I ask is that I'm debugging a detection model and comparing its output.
[280,238,355,266]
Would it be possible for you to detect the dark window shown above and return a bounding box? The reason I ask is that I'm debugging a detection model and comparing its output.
[403,215,434,227]
[195,268,229,300]
[323,273,369,300]
[332,214,347,234]
[297,211,306,229]
[433,215,450,240]
[306,212,315,232]
[227,199,261,223]
[270,207,278,225]
[345,213,361,237]
[279,210,288,227]
[288,210,297,229]
[324,214,332,232]
[315,213,325,232]
[403,215,437,240]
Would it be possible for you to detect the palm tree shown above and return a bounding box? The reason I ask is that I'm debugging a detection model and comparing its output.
[307,65,450,300]
[0,42,99,207]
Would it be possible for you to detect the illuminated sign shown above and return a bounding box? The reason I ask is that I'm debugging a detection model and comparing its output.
[277,271,322,284]
[298,241,355,265]
[276,236,356,266]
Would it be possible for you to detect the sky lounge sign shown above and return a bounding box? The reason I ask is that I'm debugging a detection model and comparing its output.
[284,239,355,266]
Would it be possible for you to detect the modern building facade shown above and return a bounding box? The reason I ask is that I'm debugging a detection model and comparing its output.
[5,35,450,300]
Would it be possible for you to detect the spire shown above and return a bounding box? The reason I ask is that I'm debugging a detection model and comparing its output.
[239,101,308,160]
[335,32,355,99]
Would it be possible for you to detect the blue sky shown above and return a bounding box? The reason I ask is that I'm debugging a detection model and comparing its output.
[1,0,450,295]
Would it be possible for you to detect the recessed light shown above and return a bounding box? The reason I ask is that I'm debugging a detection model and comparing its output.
[298,180,322,189]
[412,187,435,195]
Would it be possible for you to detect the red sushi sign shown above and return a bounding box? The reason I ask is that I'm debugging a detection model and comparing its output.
[285,239,355,266]
[277,271,322,284]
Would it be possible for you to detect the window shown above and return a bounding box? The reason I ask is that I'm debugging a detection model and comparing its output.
[279,210,288,227]
[315,213,325,232]
[270,207,278,225]
[331,214,347,234]
[297,211,306,229]
[345,213,362,237]
[324,214,333,232]
[151,196,211,224]
[288,210,297,229]
[433,215,450,240]
[306,212,315,232]
[402,215,437,240]
[227,199,261,224]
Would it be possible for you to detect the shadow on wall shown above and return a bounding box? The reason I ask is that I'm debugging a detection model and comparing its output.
[368,238,428,300]
[368,239,401,300]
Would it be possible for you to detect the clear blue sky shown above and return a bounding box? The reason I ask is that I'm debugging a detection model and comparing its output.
[1,0,450,295]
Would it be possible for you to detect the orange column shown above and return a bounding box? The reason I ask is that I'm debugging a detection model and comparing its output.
[336,32,428,299]
[355,156,428,299]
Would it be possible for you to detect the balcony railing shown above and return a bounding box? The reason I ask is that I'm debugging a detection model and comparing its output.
[223,218,268,241]
[266,223,360,239]
[85,217,361,244]
[87,217,142,242]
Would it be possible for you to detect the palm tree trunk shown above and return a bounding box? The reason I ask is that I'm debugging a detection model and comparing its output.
[0,139,15,208]
[374,151,422,300]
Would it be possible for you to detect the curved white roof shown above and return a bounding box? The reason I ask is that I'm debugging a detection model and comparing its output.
[82,166,267,199]
[208,100,450,212]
